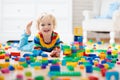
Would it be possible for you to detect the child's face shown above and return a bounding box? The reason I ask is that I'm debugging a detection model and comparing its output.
[38,17,54,35]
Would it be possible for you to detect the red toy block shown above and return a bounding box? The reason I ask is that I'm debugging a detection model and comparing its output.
[11,52,20,56]
[88,76,99,80]
[83,52,89,56]
[14,57,20,61]
[101,68,107,77]
[26,56,30,60]
[0,54,5,59]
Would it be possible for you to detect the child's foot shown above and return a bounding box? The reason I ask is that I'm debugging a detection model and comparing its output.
[26,21,32,35]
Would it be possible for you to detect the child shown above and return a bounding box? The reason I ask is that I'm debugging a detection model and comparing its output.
[18,13,61,57]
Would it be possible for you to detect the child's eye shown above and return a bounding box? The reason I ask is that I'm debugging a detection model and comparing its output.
[41,24,45,26]
[48,23,51,26]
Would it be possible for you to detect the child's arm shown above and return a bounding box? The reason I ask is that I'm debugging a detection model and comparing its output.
[50,35,62,57]
[18,21,33,50]
[34,34,41,50]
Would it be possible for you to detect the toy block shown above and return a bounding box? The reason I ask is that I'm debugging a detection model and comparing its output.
[16,74,24,80]
[101,68,107,77]
[11,52,20,56]
[48,71,81,77]
[56,77,71,80]
[25,56,30,60]
[0,43,2,48]
[0,54,5,59]
[62,60,66,66]
[80,65,85,70]
[50,65,60,72]
[67,66,74,71]
[25,71,32,77]
[74,36,83,42]
[80,77,89,80]
[73,26,83,36]
[106,71,119,80]
[1,68,10,74]
[34,75,44,80]
[85,64,93,73]
[0,75,4,80]
[34,66,41,70]
[16,65,24,71]
[8,65,15,71]
[88,76,99,80]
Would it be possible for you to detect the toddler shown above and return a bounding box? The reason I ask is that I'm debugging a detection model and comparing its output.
[18,13,61,57]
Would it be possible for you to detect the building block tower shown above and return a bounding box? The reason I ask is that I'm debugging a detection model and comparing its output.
[73,26,83,50]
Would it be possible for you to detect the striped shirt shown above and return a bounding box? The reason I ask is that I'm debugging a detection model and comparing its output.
[34,31,61,52]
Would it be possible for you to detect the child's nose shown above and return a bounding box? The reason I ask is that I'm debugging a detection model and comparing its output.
[46,25,50,28]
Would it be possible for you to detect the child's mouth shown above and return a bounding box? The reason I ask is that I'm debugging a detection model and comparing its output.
[44,30,50,32]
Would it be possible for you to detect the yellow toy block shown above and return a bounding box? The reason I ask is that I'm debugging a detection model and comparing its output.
[80,58,86,62]
[0,62,10,68]
[77,52,83,57]
[80,77,89,80]
[19,62,25,65]
[0,75,4,80]
[42,58,48,60]
[85,49,90,54]
[64,49,71,55]
[0,43,2,49]
[66,62,77,67]
[103,64,109,69]
[73,26,83,36]
[34,66,41,70]
[112,50,118,55]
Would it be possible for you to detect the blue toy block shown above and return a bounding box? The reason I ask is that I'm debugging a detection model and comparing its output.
[74,36,83,42]
[48,60,53,63]
[79,46,84,49]
[8,65,15,71]
[85,64,93,73]
[50,65,60,72]
[101,60,107,64]
[32,49,43,56]
[19,57,26,62]
[106,71,119,80]
[62,60,66,66]
[41,53,48,57]
[23,53,31,57]
[26,60,31,64]
[5,59,9,62]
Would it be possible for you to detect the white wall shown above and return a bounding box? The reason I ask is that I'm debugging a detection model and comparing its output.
[73,0,93,27]
[0,0,73,43]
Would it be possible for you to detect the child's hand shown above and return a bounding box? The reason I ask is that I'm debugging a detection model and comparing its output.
[50,47,61,57]
[26,21,33,35]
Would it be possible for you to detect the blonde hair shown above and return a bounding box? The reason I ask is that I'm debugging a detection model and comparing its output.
[36,13,56,30]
